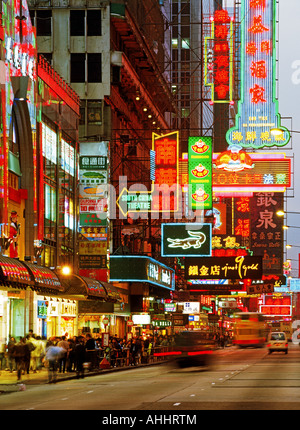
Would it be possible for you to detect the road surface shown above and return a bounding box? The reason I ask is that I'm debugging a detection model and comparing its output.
[1,343,300,411]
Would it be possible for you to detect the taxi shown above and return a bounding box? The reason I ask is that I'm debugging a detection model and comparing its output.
[267,331,288,354]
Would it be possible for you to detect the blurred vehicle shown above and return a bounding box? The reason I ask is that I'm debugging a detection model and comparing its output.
[155,331,215,369]
[267,331,288,354]
[233,312,267,348]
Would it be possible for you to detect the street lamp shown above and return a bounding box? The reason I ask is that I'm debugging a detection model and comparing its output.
[277,210,300,216]
[61,265,72,276]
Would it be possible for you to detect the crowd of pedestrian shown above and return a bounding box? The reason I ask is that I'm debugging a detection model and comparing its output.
[0,331,232,383]
[0,332,181,382]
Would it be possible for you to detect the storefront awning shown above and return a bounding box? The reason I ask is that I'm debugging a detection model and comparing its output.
[100,281,122,303]
[0,256,63,294]
[23,262,63,294]
[0,255,33,287]
[57,273,107,300]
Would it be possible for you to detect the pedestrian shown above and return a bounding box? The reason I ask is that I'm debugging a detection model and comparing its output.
[85,333,96,369]
[74,336,86,379]
[30,336,45,372]
[45,342,65,383]
[67,336,76,372]
[130,338,141,366]
[0,338,6,371]
[25,335,35,374]
[57,335,69,373]
[6,336,16,372]
[11,337,30,382]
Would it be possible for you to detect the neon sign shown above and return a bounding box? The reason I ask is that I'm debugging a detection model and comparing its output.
[205,9,234,104]
[226,0,290,148]
[212,152,290,193]
[161,223,212,257]
[185,255,263,280]
[188,136,212,210]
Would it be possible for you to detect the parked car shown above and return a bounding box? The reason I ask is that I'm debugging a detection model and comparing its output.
[267,332,288,354]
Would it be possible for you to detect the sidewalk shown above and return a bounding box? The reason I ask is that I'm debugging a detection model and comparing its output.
[0,361,162,394]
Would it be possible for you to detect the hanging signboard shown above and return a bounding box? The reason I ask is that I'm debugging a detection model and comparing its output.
[161,223,212,257]
[250,192,283,276]
[185,255,263,280]
[226,0,290,149]
[204,8,234,104]
[188,136,213,210]
[110,256,175,290]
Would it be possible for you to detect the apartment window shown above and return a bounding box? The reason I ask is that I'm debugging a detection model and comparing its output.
[71,53,85,83]
[87,100,102,124]
[36,10,52,36]
[88,53,102,83]
[70,10,85,36]
[87,10,101,36]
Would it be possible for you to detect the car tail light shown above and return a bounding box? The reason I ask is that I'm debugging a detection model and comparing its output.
[187,350,213,356]
[153,351,182,357]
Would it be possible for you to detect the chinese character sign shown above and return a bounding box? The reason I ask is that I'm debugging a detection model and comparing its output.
[226,0,290,149]
[185,255,263,280]
[250,192,283,276]
[205,8,234,103]
[152,131,179,212]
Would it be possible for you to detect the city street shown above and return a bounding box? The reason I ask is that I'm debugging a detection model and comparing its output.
[1,344,300,411]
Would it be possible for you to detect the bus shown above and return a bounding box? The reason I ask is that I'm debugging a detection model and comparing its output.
[233,312,268,348]
[267,320,293,342]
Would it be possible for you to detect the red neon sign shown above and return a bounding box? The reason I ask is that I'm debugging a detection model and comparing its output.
[213,9,231,101]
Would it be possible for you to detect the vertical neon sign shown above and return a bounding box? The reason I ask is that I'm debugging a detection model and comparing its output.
[226,0,290,149]
[205,9,234,104]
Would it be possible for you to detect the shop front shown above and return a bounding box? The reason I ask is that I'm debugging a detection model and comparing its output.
[56,272,114,337]
[0,255,64,342]
[109,256,175,338]
[76,281,128,339]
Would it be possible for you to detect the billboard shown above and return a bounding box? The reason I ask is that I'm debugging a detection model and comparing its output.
[185,255,263,280]
[161,223,212,257]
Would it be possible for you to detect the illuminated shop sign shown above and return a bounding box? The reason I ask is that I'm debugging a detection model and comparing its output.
[151,131,179,212]
[185,255,263,280]
[109,256,175,290]
[37,300,47,319]
[205,8,234,103]
[152,320,172,327]
[188,136,212,210]
[250,192,283,276]
[260,305,291,316]
[226,0,289,149]
[213,152,290,191]
[161,223,212,257]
